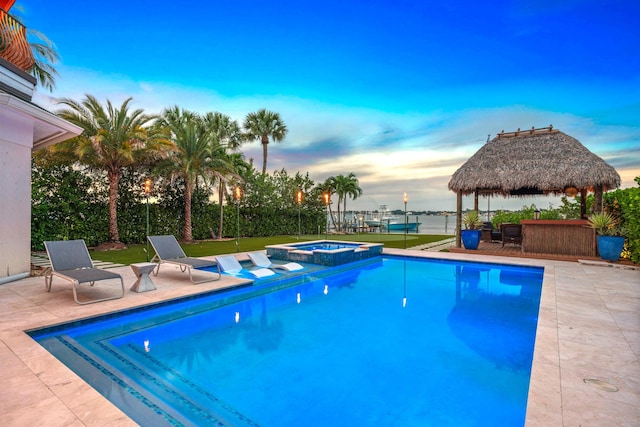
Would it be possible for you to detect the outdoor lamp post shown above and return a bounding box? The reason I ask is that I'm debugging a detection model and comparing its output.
[297,190,303,240]
[323,192,330,239]
[404,192,408,249]
[143,178,152,261]
[235,186,242,252]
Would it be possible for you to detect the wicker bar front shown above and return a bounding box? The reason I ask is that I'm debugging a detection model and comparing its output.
[522,220,596,257]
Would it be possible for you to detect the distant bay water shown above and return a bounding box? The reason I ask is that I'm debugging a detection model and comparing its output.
[341,214,456,235]
[404,214,455,235]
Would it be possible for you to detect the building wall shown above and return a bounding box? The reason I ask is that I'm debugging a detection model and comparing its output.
[0,106,33,281]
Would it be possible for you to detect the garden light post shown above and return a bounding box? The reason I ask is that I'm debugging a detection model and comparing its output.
[297,190,303,240]
[235,186,242,252]
[143,178,152,261]
[323,192,330,240]
[404,192,408,249]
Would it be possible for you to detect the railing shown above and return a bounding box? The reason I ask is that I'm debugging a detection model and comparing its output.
[0,7,34,71]
[496,125,557,139]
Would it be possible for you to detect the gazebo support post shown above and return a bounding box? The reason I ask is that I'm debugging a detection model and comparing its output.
[580,189,587,219]
[594,184,603,213]
[474,188,479,212]
[456,191,462,248]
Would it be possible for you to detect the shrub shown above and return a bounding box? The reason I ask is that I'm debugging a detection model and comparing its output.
[604,184,640,264]
[491,204,561,227]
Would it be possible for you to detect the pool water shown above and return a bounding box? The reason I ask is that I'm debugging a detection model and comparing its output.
[291,242,360,251]
[30,256,543,426]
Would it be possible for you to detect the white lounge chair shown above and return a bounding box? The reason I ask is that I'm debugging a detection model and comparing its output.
[44,239,125,305]
[216,255,276,279]
[147,235,221,284]
[248,251,304,272]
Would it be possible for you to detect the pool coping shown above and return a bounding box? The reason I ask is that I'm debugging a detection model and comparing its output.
[0,250,638,426]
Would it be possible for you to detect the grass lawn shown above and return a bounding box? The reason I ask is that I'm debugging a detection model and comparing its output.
[89,233,453,266]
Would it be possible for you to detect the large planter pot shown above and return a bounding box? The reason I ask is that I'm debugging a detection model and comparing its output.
[597,235,625,261]
[461,229,482,250]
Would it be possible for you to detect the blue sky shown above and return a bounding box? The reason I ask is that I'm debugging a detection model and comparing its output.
[20,0,640,211]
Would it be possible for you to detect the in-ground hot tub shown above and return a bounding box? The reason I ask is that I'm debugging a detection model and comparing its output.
[266,240,384,266]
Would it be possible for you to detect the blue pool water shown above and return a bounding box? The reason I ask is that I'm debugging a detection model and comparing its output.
[290,242,361,251]
[29,256,543,426]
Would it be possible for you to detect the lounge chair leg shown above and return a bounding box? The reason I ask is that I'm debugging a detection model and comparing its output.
[72,281,82,304]
[187,264,222,284]
[72,277,125,305]
[44,269,52,292]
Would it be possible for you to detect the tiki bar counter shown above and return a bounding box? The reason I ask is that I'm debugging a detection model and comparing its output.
[521,220,596,257]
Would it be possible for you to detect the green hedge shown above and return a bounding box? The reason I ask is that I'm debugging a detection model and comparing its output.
[31,162,326,250]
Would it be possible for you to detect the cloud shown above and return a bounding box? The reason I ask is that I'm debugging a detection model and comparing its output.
[33,66,639,211]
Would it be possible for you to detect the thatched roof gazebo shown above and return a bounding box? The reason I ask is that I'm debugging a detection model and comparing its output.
[448,126,620,247]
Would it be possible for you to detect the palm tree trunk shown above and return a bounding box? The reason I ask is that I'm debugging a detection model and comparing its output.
[261,135,269,174]
[336,196,342,232]
[329,206,338,232]
[107,169,121,242]
[183,180,193,241]
[343,199,348,232]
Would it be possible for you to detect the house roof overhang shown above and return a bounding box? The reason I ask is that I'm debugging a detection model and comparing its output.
[0,93,82,149]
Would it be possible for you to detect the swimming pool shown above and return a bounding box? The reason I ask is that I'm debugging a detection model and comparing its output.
[29,256,543,426]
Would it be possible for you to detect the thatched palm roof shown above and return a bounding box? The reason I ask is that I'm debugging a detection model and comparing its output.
[448,126,620,196]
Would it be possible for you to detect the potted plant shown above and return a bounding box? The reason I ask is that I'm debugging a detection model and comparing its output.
[461,210,484,250]
[588,212,626,261]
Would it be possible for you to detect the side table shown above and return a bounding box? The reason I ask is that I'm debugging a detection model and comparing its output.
[130,262,157,292]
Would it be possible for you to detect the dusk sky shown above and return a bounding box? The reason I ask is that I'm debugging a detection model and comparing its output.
[21,0,640,212]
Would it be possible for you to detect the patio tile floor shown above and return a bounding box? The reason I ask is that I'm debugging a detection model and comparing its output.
[1,250,638,426]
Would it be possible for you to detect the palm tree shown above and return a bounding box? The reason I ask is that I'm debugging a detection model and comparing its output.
[54,95,169,244]
[26,28,59,91]
[203,112,245,239]
[243,109,288,174]
[7,4,60,90]
[324,173,363,231]
[156,107,233,241]
[335,173,363,231]
[203,112,243,150]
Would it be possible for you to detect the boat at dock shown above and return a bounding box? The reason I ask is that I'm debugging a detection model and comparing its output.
[364,205,395,227]
[384,221,422,232]
[363,205,421,232]
[364,216,396,227]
